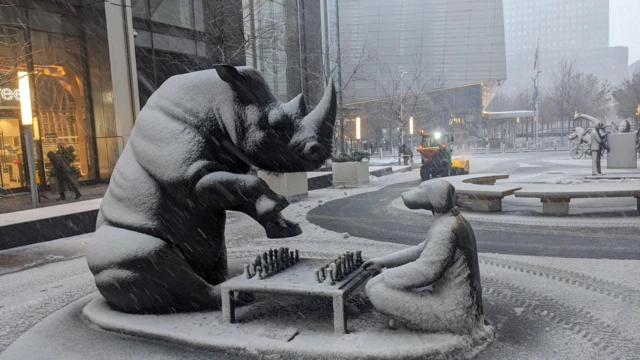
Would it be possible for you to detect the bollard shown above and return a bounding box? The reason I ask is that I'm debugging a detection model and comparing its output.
[486,144,490,154]
[501,143,505,153]
[554,140,557,152]
[379,149,383,159]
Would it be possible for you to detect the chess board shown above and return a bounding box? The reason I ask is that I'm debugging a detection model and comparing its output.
[221,250,374,335]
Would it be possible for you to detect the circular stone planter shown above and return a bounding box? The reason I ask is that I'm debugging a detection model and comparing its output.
[82,295,494,360]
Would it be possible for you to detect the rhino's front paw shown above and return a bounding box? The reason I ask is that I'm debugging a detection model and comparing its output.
[264,216,302,239]
[256,194,289,218]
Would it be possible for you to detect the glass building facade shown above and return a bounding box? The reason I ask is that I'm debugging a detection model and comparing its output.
[0,1,103,191]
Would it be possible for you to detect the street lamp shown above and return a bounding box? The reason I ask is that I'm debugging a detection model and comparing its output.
[399,71,408,147]
[18,71,38,208]
[409,116,414,150]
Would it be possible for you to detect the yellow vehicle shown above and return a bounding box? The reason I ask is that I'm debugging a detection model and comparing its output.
[416,130,469,181]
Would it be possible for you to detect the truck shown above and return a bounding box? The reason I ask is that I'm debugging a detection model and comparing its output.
[416,130,469,181]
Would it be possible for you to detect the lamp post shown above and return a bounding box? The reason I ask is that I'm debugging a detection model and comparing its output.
[399,71,407,147]
[18,71,38,208]
[355,116,361,151]
[409,116,414,150]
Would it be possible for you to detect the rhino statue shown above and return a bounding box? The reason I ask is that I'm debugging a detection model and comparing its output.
[87,65,336,314]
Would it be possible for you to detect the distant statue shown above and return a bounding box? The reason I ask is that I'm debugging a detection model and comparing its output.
[363,179,490,335]
[591,122,609,175]
[87,66,337,314]
[568,127,591,146]
[618,119,631,133]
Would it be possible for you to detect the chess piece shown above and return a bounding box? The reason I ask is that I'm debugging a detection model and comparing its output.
[285,247,290,260]
[261,266,268,278]
[256,255,262,268]
[351,252,356,268]
[346,251,352,269]
[320,267,326,279]
[290,251,295,263]
[256,266,263,279]
[269,260,276,273]
[295,249,300,262]
[263,260,270,274]
[274,249,279,263]
[243,264,251,279]
[251,262,257,275]
[263,252,269,266]
[315,269,322,283]
[356,250,363,264]
[340,256,347,274]
[269,249,274,262]
[325,268,335,285]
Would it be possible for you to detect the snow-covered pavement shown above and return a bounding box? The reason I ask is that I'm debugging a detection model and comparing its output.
[2,166,640,358]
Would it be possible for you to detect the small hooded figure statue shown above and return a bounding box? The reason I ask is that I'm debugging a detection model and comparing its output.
[47,151,81,201]
[363,179,489,335]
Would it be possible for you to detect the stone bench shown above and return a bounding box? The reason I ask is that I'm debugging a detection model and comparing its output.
[514,184,640,216]
[446,174,517,212]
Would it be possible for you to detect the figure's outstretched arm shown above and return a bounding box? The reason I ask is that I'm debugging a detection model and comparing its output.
[382,231,456,290]
[363,242,427,271]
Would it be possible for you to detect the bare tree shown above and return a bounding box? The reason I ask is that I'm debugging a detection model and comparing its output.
[549,58,610,145]
[612,72,640,128]
[375,57,443,153]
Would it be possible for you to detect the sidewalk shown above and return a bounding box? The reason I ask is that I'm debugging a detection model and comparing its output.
[0,184,108,215]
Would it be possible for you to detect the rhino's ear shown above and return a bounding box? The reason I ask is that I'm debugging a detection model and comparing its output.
[214,65,243,84]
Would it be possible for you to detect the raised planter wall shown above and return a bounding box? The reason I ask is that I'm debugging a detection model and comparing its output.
[607,132,637,169]
[257,171,308,202]
[332,162,369,187]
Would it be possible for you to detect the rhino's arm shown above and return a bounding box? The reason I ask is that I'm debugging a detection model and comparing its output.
[193,166,286,215]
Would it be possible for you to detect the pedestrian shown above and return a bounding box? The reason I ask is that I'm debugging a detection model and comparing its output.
[590,123,609,175]
[47,151,81,200]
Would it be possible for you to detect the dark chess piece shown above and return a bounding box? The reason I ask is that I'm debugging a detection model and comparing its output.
[295,249,300,262]
[269,249,274,262]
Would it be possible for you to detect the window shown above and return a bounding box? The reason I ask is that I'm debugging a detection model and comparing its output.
[151,0,194,29]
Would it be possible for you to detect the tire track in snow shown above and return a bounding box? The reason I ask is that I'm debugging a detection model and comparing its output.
[480,257,640,307]
[483,277,640,359]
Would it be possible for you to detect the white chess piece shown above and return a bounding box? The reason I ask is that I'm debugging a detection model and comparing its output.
[243,264,251,279]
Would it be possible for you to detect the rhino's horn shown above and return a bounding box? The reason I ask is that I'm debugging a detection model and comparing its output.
[284,93,307,119]
[300,80,337,144]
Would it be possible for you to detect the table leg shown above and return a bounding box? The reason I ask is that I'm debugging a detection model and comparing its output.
[333,294,347,335]
[222,290,235,323]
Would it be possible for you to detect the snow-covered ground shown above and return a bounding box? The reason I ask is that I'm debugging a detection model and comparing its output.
[2,168,640,358]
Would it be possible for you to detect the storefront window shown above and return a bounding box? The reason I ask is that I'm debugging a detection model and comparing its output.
[30,30,94,181]
[0,25,27,189]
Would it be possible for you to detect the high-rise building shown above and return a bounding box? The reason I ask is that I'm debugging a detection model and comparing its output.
[326,0,507,147]
[329,0,507,104]
[244,0,325,107]
[502,0,628,94]
[629,60,640,78]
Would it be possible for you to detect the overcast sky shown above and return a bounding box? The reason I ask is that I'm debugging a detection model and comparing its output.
[610,0,640,65]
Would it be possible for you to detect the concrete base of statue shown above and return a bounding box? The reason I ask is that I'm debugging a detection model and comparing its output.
[332,162,369,187]
[258,171,308,202]
[607,132,637,169]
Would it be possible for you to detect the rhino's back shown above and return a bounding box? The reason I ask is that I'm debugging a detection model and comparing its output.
[99,143,164,235]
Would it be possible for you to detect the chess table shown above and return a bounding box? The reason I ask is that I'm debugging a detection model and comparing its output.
[221,257,375,335]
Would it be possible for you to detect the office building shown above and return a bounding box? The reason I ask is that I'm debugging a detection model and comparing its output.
[502,0,628,94]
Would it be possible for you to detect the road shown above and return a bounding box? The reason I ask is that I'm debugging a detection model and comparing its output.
[309,151,640,260]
